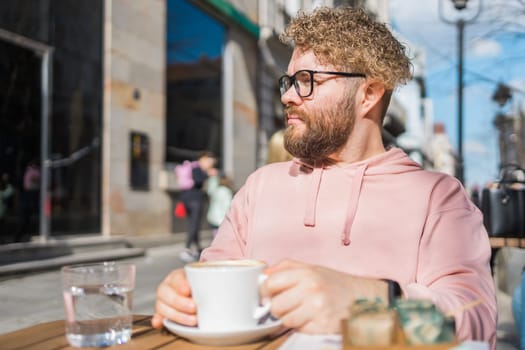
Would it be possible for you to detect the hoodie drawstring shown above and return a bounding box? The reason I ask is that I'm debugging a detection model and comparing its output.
[304,166,323,227]
[298,148,414,246]
[341,164,368,246]
[298,160,369,246]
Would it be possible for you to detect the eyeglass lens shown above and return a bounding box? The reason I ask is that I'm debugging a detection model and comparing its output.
[279,70,313,97]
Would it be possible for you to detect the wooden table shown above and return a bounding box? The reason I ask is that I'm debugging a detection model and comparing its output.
[0,315,291,350]
[488,237,525,272]
[489,236,525,248]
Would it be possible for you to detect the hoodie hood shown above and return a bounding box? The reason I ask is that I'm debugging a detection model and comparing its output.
[291,147,422,245]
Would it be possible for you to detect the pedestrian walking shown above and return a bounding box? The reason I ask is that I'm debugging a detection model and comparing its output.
[206,171,234,237]
[16,159,40,242]
[178,152,216,262]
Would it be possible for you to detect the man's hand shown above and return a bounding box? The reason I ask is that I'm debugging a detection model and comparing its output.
[151,268,197,328]
[260,260,388,334]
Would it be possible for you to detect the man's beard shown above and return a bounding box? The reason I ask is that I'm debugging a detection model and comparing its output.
[283,96,355,162]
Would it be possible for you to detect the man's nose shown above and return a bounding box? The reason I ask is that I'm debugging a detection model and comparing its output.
[280,85,302,106]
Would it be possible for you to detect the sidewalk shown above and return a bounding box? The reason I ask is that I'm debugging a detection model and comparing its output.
[0,240,198,335]
[0,231,212,278]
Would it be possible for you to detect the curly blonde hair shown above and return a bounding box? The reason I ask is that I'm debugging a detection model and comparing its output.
[280,7,412,91]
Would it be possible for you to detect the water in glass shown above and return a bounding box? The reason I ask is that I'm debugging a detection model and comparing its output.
[63,284,133,347]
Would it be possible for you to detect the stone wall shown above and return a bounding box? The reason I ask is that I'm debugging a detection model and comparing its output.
[102,0,169,236]
[230,30,259,188]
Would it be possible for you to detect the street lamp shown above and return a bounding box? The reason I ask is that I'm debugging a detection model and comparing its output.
[492,83,512,108]
[439,0,482,184]
[451,0,468,10]
[492,83,515,168]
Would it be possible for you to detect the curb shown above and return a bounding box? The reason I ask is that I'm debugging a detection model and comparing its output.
[0,247,146,277]
[0,231,214,278]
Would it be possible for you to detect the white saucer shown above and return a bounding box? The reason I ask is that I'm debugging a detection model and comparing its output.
[163,318,284,346]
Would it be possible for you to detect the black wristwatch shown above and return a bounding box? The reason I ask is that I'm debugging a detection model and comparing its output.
[383,279,402,306]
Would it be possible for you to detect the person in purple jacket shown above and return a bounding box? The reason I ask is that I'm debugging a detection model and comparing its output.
[178,152,216,262]
[153,6,496,347]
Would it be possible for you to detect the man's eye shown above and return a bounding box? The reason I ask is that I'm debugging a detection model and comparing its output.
[297,75,311,84]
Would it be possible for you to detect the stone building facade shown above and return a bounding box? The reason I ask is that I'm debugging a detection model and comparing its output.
[0,0,423,240]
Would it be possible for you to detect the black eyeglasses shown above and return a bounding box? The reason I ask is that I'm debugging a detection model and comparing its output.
[279,70,366,98]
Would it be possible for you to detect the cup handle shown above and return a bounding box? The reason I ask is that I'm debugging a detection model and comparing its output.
[254,274,271,320]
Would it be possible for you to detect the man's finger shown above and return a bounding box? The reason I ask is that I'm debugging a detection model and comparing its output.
[267,282,303,319]
[276,302,309,331]
[155,299,197,326]
[264,259,304,274]
[262,263,313,297]
[164,269,191,296]
[151,314,164,328]
[156,282,196,314]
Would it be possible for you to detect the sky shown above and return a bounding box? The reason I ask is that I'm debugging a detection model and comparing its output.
[389,0,525,189]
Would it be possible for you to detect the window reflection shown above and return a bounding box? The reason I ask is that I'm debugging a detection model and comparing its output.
[0,0,102,240]
[166,0,225,164]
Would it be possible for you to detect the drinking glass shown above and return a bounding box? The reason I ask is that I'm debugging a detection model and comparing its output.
[61,262,135,347]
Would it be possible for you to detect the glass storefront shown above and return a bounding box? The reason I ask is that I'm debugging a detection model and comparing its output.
[166,0,225,166]
[0,0,102,241]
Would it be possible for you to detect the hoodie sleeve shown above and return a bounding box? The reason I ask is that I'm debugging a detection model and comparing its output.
[404,176,497,348]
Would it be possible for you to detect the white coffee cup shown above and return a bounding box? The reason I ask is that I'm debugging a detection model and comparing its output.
[185,259,271,332]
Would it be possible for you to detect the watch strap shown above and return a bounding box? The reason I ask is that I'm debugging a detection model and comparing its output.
[383,279,401,306]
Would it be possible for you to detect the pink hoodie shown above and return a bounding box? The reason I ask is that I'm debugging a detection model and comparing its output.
[202,147,497,347]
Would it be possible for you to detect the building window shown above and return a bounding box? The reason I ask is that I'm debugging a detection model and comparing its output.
[0,0,103,237]
[166,0,226,164]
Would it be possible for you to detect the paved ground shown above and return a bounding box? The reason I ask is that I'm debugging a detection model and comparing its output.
[0,241,192,335]
[0,239,522,349]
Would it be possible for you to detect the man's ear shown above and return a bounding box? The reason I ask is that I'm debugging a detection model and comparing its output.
[357,81,386,119]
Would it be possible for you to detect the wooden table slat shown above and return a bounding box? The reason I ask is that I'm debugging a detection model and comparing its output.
[119,329,181,349]
[154,328,287,350]
[257,330,292,350]
[1,320,66,350]
[16,333,70,350]
[489,237,525,248]
[155,339,266,350]
[0,315,289,350]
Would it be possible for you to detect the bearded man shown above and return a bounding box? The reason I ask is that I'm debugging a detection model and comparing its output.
[153,6,496,347]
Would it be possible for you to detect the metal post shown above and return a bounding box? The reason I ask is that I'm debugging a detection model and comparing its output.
[457,19,465,184]
[39,50,53,242]
[222,39,234,177]
[438,0,482,185]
